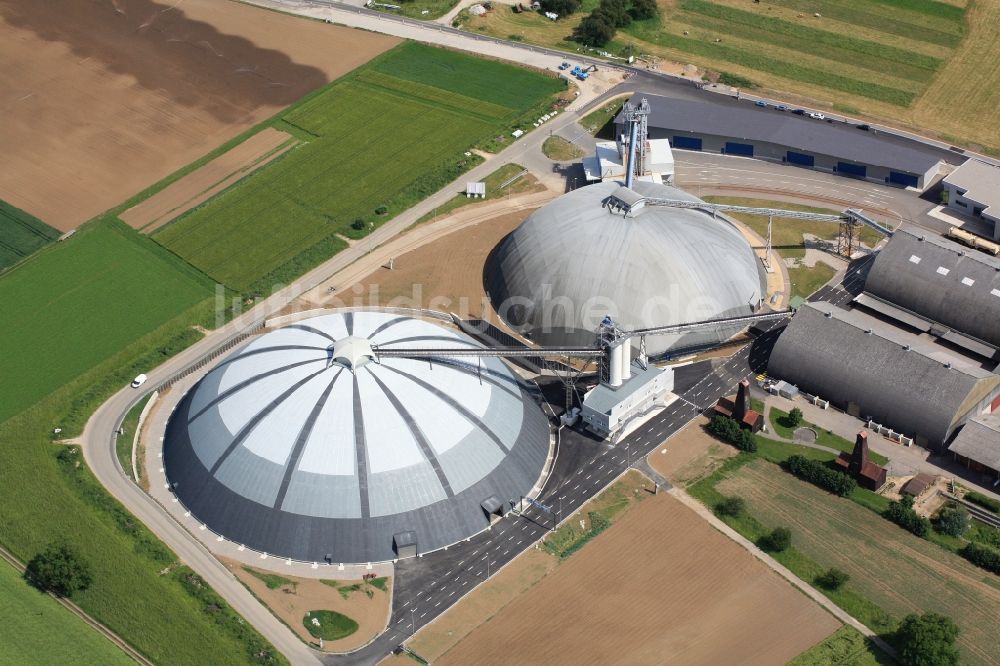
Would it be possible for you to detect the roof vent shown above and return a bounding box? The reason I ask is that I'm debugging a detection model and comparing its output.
[866,328,873,335]
[903,344,911,351]
[824,311,833,318]
[944,361,952,368]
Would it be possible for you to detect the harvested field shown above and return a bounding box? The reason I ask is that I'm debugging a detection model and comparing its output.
[225,560,391,653]
[155,43,565,292]
[647,414,737,485]
[121,128,298,232]
[437,493,838,665]
[717,459,1000,665]
[0,0,398,230]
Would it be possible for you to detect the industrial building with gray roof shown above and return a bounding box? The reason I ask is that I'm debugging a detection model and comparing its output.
[859,226,1000,350]
[485,179,766,356]
[948,413,1000,478]
[163,311,550,563]
[619,92,951,189]
[768,302,1000,449]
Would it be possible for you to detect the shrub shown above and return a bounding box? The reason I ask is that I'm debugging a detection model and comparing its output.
[574,13,616,46]
[760,527,791,552]
[541,0,580,15]
[965,491,1000,514]
[374,206,388,216]
[707,415,758,453]
[884,497,931,538]
[960,542,1000,574]
[816,567,850,590]
[715,496,745,518]
[351,218,365,231]
[24,541,93,597]
[629,0,657,20]
[896,613,960,666]
[718,72,756,88]
[935,504,969,537]
[784,455,856,497]
[787,407,803,428]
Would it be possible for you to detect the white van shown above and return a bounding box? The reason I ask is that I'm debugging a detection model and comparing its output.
[131,374,148,388]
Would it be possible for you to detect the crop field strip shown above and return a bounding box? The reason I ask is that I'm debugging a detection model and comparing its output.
[717,460,1000,666]
[154,42,563,292]
[0,201,60,271]
[0,221,214,423]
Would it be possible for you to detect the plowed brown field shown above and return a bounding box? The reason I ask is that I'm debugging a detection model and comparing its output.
[0,0,398,230]
[437,493,838,665]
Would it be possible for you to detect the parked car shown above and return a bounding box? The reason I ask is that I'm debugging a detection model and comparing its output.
[776,104,788,111]
[131,374,148,388]
[558,62,570,70]
[856,124,871,131]
[807,112,826,120]
[791,108,806,115]
[754,100,767,107]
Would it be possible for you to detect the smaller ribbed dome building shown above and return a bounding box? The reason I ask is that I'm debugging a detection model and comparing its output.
[485,180,766,355]
[163,311,550,563]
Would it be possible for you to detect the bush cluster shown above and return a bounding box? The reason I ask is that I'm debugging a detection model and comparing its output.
[717,72,757,88]
[784,455,857,497]
[884,496,931,538]
[573,0,657,47]
[965,491,1000,514]
[934,504,969,537]
[896,613,960,666]
[960,542,1000,574]
[540,0,580,15]
[715,496,745,518]
[760,527,791,552]
[707,415,758,453]
[815,567,850,590]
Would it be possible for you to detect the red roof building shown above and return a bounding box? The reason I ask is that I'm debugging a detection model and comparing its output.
[835,431,887,491]
[714,379,764,433]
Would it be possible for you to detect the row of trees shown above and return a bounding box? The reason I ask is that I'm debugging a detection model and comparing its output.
[960,542,1000,574]
[784,454,857,497]
[569,0,658,48]
[884,496,932,538]
[707,415,758,453]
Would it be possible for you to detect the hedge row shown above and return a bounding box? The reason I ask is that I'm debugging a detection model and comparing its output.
[960,542,1000,574]
[884,498,931,538]
[708,415,758,453]
[784,454,857,497]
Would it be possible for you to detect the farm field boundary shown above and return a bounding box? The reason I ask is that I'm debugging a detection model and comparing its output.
[121,128,299,233]
[0,200,60,271]
[153,42,566,293]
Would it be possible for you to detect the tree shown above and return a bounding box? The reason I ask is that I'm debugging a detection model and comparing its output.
[541,0,580,15]
[787,407,803,428]
[715,496,745,518]
[885,498,931,538]
[629,0,657,20]
[815,567,850,590]
[351,218,366,231]
[25,541,93,597]
[935,504,969,537]
[760,527,791,552]
[593,0,631,28]
[896,613,960,666]
[573,13,616,46]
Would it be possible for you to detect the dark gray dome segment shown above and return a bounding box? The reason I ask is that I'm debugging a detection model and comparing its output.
[163,312,550,563]
[485,180,766,355]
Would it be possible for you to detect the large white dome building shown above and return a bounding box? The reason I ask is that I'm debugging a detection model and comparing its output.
[485,180,766,355]
[163,311,550,563]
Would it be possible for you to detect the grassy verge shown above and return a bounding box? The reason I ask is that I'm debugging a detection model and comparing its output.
[413,163,545,226]
[542,470,649,558]
[542,136,585,161]
[788,262,836,301]
[243,567,296,591]
[768,407,889,465]
[580,98,625,138]
[788,625,893,666]
[115,394,152,482]
[303,610,358,641]
[0,559,135,665]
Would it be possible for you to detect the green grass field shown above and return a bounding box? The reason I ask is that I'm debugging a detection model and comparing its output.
[788,625,891,666]
[0,560,134,666]
[0,220,214,423]
[767,407,889,465]
[712,458,1000,664]
[303,610,358,641]
[0,200,60,271]
[154,43,564,293]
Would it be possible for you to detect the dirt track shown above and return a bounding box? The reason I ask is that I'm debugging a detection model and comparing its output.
[437,493,838,665]
[0,0,398,230]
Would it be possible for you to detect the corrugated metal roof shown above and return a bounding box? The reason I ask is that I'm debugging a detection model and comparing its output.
[767,302,1000,447]
[863,226,1000,347]
[948,414,1000,471]
[620,92,945,173]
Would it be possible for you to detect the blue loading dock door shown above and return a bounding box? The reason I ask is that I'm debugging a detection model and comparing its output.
[888,171,918,187]
[672,136,702,150]
[837,161,867,178]
[786,151,815,167]
[725,142,754,156]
